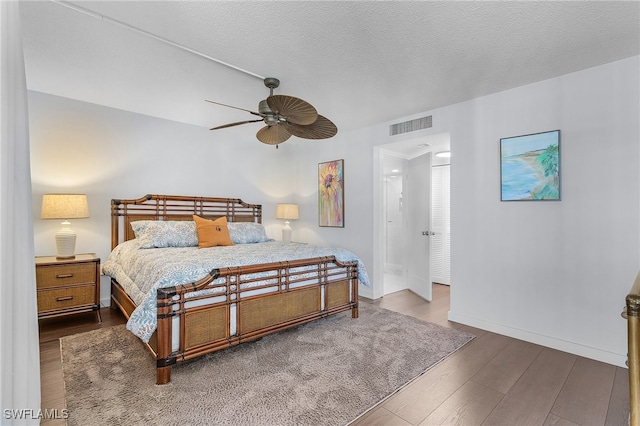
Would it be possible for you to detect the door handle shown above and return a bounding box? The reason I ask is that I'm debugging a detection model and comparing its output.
[56,273,74,279]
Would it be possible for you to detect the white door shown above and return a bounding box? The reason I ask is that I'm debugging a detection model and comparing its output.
[406,152,432,301]
[431,164,451,285]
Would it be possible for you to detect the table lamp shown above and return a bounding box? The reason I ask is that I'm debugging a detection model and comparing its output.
[275,203,299,242]
[41,194,89,259]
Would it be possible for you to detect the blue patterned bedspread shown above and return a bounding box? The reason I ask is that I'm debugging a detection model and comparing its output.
[102,240,370,342]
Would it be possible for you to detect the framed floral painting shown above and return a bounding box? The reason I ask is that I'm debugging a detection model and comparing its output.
[318,159,344,227]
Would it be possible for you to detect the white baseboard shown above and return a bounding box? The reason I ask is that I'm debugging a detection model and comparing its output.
[448,310,628,369]
[358,285,374,300]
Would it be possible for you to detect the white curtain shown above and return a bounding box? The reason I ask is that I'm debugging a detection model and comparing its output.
[0,1,41,424]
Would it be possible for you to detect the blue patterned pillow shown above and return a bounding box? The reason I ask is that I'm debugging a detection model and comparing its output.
[131,220,198,248]
[227,222,272,244]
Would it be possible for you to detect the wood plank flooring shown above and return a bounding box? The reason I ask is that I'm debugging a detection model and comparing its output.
[39,285,629,425]
[354,285,630,426]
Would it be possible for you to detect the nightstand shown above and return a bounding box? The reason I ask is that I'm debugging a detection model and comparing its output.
[35,253,101,323]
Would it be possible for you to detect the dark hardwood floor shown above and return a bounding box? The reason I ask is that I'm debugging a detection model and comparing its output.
[355,285,630,426]
[39,308,126,426]
[39,285,629,425]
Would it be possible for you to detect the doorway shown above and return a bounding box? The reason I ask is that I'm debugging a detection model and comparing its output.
[376,133,450,299]
[382,154,407,294]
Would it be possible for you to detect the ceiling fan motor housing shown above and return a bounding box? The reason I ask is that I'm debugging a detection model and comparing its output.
[258,100,278,126]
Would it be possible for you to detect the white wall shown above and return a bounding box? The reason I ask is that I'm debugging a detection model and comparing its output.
[286,126,382,299]
[29,56,639,367]
[447,56,639,367]
[29,91,296,304]
[291,56,639,366]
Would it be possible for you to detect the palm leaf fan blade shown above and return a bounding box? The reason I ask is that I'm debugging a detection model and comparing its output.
[205,100,262,117]
[267,95,317,125]
[256,125,292,145]
[210,119,263,130]
[286,115,338,139]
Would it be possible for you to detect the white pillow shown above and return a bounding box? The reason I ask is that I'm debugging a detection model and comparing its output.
[130,220,198,248]
[227,222,272,244]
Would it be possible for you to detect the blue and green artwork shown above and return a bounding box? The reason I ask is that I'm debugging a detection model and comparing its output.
[500,130,560,201]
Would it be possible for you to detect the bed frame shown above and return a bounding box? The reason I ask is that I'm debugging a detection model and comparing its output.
[110,194,359,384]
[625,270,640,426]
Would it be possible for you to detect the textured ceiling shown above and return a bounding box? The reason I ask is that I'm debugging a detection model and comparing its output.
[19,1,640,139]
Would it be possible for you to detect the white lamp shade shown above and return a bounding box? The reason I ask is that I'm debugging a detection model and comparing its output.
[41,194,89,219]
[275,203,299,220]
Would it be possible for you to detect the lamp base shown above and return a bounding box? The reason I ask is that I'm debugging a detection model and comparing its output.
[282,221,292,242]
[56,254,76,260]
[55,222,77,259]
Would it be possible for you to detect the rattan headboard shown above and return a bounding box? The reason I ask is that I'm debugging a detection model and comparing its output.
[110,194,262,250]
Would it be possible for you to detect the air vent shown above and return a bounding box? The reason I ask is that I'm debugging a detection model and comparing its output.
[389,115,432,136]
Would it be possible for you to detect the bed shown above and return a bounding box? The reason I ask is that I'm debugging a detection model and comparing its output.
[104,194,368,384]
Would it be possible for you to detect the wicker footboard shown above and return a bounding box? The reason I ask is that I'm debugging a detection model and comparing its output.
[113,256,359,384]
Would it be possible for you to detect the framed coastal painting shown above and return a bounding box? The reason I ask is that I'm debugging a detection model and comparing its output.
[318,159,344,227]
[500,130,561,201]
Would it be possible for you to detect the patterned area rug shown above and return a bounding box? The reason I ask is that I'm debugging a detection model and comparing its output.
[60,304,474,426]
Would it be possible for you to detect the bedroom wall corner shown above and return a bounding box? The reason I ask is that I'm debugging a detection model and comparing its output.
[28,91,297,305]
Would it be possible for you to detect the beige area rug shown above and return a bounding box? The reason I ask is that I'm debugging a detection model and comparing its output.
[60,304,474,426]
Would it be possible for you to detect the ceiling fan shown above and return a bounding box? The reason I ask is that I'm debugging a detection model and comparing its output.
[206,77,337,145]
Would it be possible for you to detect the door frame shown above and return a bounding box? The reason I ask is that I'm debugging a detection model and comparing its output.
[372,147,408,299]
[373,132,451,300]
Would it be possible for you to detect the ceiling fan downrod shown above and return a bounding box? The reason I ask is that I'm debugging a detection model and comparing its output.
[263,77,280,95]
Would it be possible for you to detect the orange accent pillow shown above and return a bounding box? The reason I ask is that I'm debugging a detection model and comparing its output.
[193,215,234,248]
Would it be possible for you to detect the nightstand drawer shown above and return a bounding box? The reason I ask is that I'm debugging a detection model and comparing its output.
[36,263,96,289]
[37,285,96,313]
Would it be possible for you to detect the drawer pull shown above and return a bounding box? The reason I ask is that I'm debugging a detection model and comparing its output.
[56,273,74,279]
[55,296,74,302]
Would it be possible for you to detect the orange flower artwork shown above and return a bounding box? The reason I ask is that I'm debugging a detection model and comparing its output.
[318,160,344,227]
